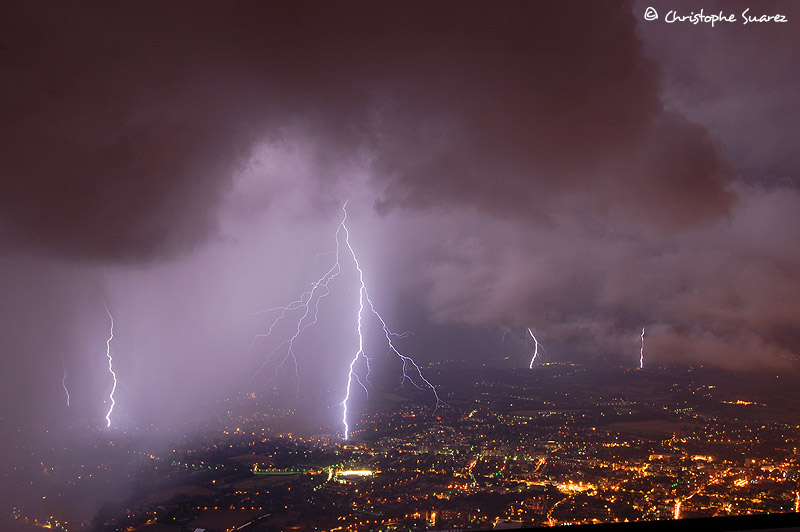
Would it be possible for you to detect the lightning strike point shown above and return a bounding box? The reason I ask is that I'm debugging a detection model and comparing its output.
[104,305,117,428]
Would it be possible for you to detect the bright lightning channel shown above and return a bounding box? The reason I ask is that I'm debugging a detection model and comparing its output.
[339,207,445,438]
[104,305,117,428]
[527,327,542,369]
[639,326,645,369]
[254,203,443,439]
[62,364,70,407]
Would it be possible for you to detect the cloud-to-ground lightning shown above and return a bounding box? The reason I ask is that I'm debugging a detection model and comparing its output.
[639,326,645,369]
[339,209,445,438]
[104,305,117,428]
[62,363,70,407]
[527,327,542,369]
[254,203,443,439]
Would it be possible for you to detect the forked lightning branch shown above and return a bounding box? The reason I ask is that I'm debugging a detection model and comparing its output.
[253,203,444,439]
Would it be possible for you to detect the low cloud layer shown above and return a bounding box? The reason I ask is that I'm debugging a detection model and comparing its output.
[418,184,800,369]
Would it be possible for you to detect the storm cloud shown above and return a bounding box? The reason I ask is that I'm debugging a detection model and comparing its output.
[2,1,734,261]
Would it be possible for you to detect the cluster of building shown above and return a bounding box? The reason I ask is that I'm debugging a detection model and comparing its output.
[4,363,800,531]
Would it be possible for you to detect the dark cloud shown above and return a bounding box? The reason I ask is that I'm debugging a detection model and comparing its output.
[1,1,734,262]
[636,0,800,183]
[0,2,263,261]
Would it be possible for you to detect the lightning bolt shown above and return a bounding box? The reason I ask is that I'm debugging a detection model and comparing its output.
[104,305,117,428]
[62,364,70,407]
[250,223,345,389]
[254,203,443,439]
[639,326,645,369]
[339,208,445,437]
[527,327,542,369]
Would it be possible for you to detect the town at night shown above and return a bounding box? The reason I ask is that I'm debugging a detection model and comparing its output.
[4,360,800,531]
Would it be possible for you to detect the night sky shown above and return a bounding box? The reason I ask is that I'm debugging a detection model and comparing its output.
[1,1,799,431]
